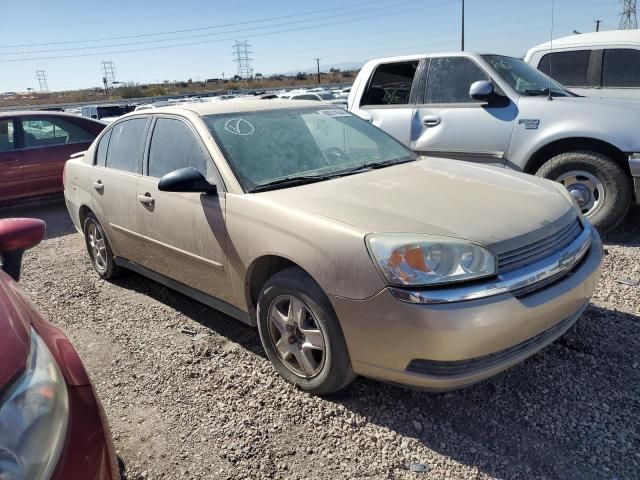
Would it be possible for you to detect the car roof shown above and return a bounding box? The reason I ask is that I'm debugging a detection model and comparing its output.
[0,110,103,120]
[120,99,324,117]
[528,30,640,51]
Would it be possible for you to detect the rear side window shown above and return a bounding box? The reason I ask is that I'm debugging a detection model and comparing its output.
[95,129,112,167]
[0,119,15,152]
[538,50,590,87]
[148,118,213,181]
[361,61,418,106]
[21,117,94,148]
[602,49,640,87]
[105,118,147,174]
[424,57,488,104]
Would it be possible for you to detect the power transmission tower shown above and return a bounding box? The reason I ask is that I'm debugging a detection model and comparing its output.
[232,40,253,80]
[101,60,117,89]
[35,70,49,92]
[619,0,638,29]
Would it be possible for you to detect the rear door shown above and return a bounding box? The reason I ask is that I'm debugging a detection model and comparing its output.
[350,60,421,146]
[90,117,150,263]
[135,115,233,303]
[411,56,517,166]
[0,118,26,203]
[19,115,97,197]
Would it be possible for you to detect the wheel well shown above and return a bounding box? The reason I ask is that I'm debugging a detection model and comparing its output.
[78,205,92,230]
[525,138,629,176]
[245,255,299,315]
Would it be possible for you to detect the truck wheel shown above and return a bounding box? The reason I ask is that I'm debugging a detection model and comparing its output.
[257,267,356,396]
[536,151,632,232]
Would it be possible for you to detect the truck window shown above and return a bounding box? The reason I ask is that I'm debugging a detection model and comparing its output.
[424,57,488,104]
[538,50,590,87]
[602,49,640,87]
[361,61,418,106]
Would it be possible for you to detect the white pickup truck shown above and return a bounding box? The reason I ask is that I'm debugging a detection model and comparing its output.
[348,52,640,231]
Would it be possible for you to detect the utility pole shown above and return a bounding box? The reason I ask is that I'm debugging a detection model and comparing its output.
[232,41,253,80]
[461,0,465,51]
[35,70,49,92]
[619,0,638,29]
[595,19,601,31]
[314,58,321,84]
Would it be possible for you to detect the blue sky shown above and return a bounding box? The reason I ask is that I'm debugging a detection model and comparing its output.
[0,0,624,92]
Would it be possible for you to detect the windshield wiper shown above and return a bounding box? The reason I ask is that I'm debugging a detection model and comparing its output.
[524,88,568,97]
[327,156,416,177]
[249,175,329,193]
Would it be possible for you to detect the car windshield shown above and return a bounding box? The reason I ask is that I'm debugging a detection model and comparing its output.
[97,106,128,117]
[483,55,571,97]
[318,93,335,100]
[204,107,416,191]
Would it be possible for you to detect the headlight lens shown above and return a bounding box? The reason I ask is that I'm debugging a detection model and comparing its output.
[0,328,69,480]
[367,234,497,286]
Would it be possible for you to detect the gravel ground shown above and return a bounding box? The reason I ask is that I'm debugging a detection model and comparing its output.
[2,199,639,480]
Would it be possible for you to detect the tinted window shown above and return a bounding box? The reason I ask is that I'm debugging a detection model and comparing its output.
[148,118,213,181]
[105,118,147,173]
[425,57,488,104]
[95,129,112,167]
[0,119,15,152]
[602,49,640,87]
[292,94,321,101]
[362,61,418,106]
[22,117,91,148]
[538,50,590,86]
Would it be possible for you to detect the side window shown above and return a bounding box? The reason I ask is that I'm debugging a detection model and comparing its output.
[148,118,214,182]
[105,118,147,174]
[424,57,488,104]
[22,117,79,148]
[538,50,591,86]
[602,49,640,87]
[76,124,96,142]
[0,119,16,152]
[95,129,112,167]
[361,61,418,106]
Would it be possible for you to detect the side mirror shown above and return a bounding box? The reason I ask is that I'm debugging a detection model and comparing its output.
[158,167,217,195]
[469,80,495,102]
[0,218,46,281]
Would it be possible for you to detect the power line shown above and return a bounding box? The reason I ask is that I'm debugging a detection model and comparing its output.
[35,70,48,92]
[619,0,638,28]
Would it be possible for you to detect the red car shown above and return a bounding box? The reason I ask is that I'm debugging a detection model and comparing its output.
[0,112,105,204]
[0,218,118,479]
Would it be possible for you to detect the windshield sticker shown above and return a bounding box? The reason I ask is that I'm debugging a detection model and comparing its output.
[224,118,255,135]
[317,109,350,118]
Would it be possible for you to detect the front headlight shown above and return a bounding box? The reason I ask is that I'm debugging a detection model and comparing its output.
[366,234,497,286]
[0,328,69,480]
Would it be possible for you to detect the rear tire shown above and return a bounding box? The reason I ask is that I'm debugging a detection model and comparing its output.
[536,150,632,232]
[83,213,121,279]
[257,267,356,395]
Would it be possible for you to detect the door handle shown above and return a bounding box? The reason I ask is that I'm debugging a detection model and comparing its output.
[137,194,155,206]
[93,181,104,192]
[423,116,441,127]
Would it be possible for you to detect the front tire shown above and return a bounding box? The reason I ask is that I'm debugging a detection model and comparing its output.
[536,151,632,232]
[257,267,356,395]
[83,213,121,279]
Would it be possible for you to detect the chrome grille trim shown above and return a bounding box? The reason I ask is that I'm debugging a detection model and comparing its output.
[498,220,583,273]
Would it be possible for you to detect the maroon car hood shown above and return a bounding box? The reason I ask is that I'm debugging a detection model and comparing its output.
[0,270,31,390]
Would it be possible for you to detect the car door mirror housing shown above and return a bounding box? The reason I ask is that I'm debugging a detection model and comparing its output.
[158,167,217,195]
[0,218,46,281]
[469,80,495,102]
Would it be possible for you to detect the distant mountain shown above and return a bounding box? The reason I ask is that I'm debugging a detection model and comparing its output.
[277,61,364,76]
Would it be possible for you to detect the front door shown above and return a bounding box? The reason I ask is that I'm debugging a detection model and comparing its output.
[0,118,26,203]
[135,116,233,304]
[411,56,517,167]
[90,117,150,264]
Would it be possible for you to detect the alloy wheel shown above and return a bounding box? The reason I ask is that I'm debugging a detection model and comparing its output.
[87,222,107,273]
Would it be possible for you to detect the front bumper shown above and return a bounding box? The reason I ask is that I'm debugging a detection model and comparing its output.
[630,153,640,204]
[330,228,603,391]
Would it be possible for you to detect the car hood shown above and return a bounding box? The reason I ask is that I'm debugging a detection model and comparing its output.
[259,157,576,254]
[0,272,31,389]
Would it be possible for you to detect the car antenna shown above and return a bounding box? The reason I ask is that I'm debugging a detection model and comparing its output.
[548,0,555,101]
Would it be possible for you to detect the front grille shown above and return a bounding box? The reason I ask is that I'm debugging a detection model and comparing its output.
[498,219,583,274]
[406,312,580,377]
